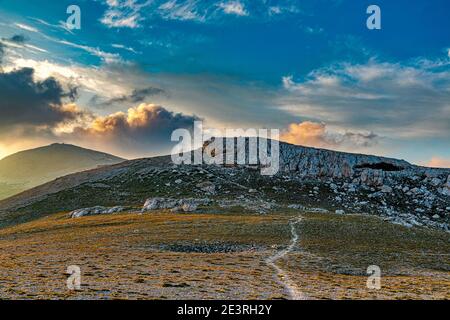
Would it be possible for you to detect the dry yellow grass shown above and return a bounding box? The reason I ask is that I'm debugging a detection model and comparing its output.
[0,212,290,299]
[283,212,450,299]
[0,210,448,300]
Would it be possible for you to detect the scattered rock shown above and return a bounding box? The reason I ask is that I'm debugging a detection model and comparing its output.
[430,178,442,187]
[196,181,216,194]
[308,208,329,213]
[178,200,198,213]
[288,204,305,210]
[360,169,384,187]
[143,198,209,213]
[142,198,178,211]
[70,206,126,218]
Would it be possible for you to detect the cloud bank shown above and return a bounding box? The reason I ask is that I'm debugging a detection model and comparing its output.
[281,121,379,151]
[0,56,200,158]
[280,59,450,139]
[65,104,200,158]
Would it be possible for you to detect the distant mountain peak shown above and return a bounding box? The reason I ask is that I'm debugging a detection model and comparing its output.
[0,144,125,200]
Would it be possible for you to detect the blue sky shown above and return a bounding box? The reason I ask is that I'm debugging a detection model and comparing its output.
[0,0,449,165]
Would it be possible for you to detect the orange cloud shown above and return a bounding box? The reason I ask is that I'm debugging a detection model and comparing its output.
[85,103,196,134]
[281,121,329,148]
[63,103,200,158]
[280,121,379,150]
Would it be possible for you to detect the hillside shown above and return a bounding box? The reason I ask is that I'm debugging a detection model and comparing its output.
[0,140,448,229]
[0,143,125,200]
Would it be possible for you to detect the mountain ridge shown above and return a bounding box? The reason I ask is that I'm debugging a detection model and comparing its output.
[0,140,448,229]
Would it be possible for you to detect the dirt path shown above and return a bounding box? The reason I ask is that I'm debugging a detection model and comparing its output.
[265,216,306,300]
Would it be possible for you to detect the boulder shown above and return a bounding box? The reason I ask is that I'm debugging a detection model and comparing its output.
[143,198,206,213]
[429,178,441,187]
[441,175,450,196]
[142,198,178,211]
[440,188,450,196]
[288,204,306,210]
[180,200,198,212]
[196,181,216,194]
[70,206,125,218]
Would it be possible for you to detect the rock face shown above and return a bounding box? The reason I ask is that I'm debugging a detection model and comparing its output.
[70,206,126,218]
[360,169,385,187]
[206,138,413,178]
[278,143,409,178]
[197,139,450,231]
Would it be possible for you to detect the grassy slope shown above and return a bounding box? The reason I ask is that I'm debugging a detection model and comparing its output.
[0,209,448,300]
[288,212,450,299]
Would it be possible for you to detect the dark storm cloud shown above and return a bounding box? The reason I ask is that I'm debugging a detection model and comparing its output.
[0,61,199,158]
[0,67,81,128]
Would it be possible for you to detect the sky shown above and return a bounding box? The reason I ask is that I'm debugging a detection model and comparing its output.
[0,0,449,166]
